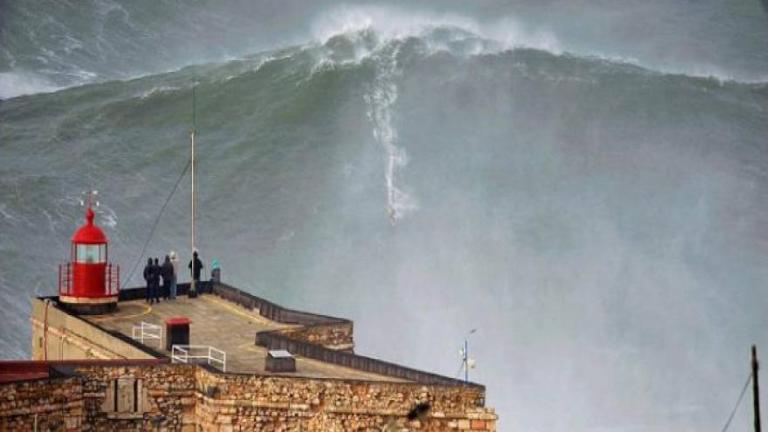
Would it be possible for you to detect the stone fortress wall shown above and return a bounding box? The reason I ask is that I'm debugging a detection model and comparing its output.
[1,362,495,431]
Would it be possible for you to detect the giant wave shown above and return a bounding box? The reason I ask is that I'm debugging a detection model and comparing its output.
[2,8,768,432]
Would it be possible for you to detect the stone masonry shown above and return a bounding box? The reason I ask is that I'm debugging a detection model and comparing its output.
[0,362,496,431]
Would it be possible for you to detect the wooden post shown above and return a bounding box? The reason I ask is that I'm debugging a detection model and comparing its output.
[753,345,762,432]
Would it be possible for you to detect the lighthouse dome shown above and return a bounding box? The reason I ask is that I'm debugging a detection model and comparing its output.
[71,207,107,244]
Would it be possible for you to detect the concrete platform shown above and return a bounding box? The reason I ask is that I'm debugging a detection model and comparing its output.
[84,294,405,382]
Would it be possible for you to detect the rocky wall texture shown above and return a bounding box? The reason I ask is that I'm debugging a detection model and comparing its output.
[76,364,197,432]
[0,363,496,431]
[279,321,355,351]
[194,367,496,432]
[0,376,84,431]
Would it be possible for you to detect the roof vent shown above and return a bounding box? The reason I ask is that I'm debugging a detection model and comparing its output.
[265,350,296,373]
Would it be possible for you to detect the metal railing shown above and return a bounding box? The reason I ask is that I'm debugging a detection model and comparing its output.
[58,263,72,295]
[106,263,120,296]
[212,283,347,326]
[131,322,163,347]
[256,330,481,388]
[171,345,226,372]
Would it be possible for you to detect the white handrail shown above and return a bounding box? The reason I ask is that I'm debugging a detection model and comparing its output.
[171,345,226,372]
[131,322,163,347]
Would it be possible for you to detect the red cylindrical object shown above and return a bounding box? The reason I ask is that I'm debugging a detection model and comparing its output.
[71,262,107,298]
[59,206,118,313]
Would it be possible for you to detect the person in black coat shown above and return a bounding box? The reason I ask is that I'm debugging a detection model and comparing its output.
[188,251,203,282]
[143,258,153,303]
[161,255,174,300]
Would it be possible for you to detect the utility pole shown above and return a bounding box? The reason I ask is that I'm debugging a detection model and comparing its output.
[460,329,477,383]
[189,86,197,298]
[463,338,469,382]
[754,345,762,432]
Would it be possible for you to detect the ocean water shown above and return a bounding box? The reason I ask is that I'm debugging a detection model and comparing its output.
[1,2,768,431]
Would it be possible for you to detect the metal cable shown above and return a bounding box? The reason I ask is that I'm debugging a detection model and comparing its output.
[720,371,753,432]
[121,158,191,288]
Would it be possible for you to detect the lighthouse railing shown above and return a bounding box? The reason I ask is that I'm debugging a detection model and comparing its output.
[105,263,120,296]
[58,263,72,295]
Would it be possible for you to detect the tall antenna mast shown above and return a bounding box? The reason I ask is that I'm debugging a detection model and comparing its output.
[754,345,762,432]
[189,86,198,297]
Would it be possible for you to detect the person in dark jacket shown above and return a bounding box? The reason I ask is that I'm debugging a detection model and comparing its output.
[161,255,174,300]
[143,258,153,303]
[151,258,161,303]
[188,251,203,293]
[188,251,203,281]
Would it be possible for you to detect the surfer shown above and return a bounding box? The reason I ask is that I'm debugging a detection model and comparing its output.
[387,205,397,225]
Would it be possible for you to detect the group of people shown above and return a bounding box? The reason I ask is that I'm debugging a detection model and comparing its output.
[143,251,206,304]
[143,252,179,304]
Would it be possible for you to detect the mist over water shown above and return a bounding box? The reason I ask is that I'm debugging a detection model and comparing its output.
[2,2,768,432]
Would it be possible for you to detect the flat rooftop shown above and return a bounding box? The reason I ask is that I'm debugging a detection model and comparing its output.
[84,293,406,382]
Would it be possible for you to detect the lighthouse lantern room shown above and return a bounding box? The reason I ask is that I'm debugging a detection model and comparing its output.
[58,200,119,314]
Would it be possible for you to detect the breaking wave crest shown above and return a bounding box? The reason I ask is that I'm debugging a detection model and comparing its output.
[0,71,61,99]
[4,2,765,102]
[311,5,562,55]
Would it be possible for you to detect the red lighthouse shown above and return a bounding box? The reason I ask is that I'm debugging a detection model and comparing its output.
[58,203,120,314]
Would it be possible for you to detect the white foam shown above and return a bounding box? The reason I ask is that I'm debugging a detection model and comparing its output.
[138,85,180,99]
[0,71,60,99]
[310,6,563,224]
[569,52,768,84]
[97,206,118,228]
[483,17,562,54]
[651,62,768,84]
[0,204,17,222]
[308,5,768,85]
[312,5,479,44]
[308,6,564,224]
[363,44,418,223]
[311,5,561,56]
